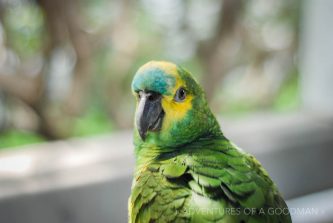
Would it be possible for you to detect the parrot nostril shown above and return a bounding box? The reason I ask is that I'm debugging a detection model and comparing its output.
[148,94,156,101]
[138,91,143,99]
[138,91,161,101]
[147,92,160,101]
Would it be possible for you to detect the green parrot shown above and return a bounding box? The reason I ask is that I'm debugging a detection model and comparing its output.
[129,61,291,223]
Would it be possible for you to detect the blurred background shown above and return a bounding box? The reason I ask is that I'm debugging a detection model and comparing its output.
[0,0,332,222]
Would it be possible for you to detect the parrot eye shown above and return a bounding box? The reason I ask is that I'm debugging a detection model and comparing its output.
[174,87,186,102]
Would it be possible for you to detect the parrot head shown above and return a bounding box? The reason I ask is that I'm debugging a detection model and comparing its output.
[131,61,221,148]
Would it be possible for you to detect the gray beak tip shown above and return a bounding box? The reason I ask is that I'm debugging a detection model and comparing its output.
[138,129,146,141]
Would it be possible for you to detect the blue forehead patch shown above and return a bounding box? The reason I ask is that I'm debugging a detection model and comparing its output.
[132,68,176,95]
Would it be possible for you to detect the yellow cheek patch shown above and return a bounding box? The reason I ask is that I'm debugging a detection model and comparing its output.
[161,94,193,131]
[160,68,192,130]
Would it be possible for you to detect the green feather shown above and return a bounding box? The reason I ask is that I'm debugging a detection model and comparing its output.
[161,162,187,178]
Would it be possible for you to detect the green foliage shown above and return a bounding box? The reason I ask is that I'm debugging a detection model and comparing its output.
[0,0,301,150]
[273,70,300,111]
[4,2,44,57]
[81,0,114,32]
[72,109,114,137]
[220,99,258,118]
[0,109,113,149]
[220,71,300,117]
[0,130,45,149]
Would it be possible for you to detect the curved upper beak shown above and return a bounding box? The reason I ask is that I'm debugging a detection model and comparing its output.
[135,91,163,140]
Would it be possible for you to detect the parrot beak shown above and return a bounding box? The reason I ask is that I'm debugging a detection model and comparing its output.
[136,91,164,141]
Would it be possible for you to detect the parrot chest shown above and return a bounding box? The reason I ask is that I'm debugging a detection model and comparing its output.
[129,165,193,222]
[130,167,239,223]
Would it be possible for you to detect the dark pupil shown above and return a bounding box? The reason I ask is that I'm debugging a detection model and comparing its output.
[177,88,186,100]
